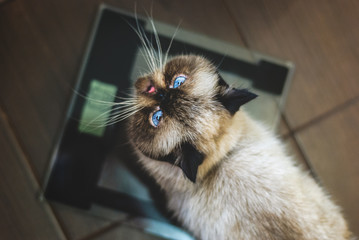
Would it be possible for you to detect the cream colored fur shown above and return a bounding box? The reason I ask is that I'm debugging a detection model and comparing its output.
[136,111,352,240]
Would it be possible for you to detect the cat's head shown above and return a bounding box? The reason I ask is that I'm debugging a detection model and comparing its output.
[128,55,256,182]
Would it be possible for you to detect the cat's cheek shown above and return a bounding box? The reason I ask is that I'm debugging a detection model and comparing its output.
[156,121,186,155]
[189,71,218,96]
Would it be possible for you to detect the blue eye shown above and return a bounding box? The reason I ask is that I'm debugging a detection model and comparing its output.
[173,75,187,88]
[151,110,163,127]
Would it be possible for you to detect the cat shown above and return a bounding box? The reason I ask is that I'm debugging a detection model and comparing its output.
[119,19,354,240]
[125,55,356,240]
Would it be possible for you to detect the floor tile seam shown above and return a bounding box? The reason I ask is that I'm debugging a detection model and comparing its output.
[221,0,252,49]
[280,116,318,180]
[280,94,359,184]
[286,94,359,136]
[0,104,70,240]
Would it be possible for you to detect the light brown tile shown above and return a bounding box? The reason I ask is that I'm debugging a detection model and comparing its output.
[224,0,359,129]
[0,110,66,240]
[0,0,82,180]
[296,100,359,236]
[277,115,291,137]
[106,0,245,46]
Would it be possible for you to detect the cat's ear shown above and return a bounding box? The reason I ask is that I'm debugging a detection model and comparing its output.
[179,143,204,183]
[217,74,258,115]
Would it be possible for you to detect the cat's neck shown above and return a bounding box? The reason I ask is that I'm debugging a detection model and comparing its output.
[197,110,253,180]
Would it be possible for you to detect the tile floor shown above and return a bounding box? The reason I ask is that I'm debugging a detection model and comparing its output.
[0,0,358,239]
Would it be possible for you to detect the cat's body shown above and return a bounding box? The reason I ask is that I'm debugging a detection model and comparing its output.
[135,111,350,240]
[127,54,352,239]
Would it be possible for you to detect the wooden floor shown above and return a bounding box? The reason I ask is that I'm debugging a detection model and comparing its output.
[0,0,358,239]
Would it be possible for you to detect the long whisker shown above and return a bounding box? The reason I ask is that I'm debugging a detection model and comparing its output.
[101,102,140,118]
[106,111,140,125]
[164,20,181,67]
[109,105,141,116]
[77,90,140,128]
[136,29,156,72]
[81,105,122,128]
[143,8,162,70]
[130,9,157,73]
[82,103,142,129]
[133,5,155,70]
[140,26,159,71]
[215,52,228,71]
[99,107,144,127]
[115,89,137,99]
[79,95,138,108]
[148,18,163,70]
[139,43,156,73]
[74,90,127,104]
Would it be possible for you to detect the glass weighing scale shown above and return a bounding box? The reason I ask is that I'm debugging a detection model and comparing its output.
[43,4,294,239]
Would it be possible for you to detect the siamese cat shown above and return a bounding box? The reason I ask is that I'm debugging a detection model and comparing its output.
[125,54,353,240]
[112,20,354,240]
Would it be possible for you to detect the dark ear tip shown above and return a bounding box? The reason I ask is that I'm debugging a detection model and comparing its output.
[246,89,258,100]
[219,88,258,115]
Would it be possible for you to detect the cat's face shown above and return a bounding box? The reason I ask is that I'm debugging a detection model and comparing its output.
[128,55,256,182]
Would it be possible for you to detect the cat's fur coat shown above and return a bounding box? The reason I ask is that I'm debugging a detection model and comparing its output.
[128,55,352,240]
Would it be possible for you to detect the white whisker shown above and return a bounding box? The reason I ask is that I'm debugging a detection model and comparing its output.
[130,13,157,72]
[100,108,143,127]
[149,18,163,70]
[78,93,140,129]
[164,20,181,68]
[75,89,138,106]
[109,105,141,116]
[143,9,161,70]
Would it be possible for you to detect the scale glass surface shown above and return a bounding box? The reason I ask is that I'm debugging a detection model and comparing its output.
[43,4,294,239]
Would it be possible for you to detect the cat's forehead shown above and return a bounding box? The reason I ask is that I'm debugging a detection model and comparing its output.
[164,55,218,95]
[164,56,198,76]
[164,55,214,76]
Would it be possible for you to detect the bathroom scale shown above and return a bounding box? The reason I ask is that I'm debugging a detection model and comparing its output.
[43,4,294,239]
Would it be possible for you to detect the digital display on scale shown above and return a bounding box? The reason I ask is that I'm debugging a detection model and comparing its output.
[78,80,118,137]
